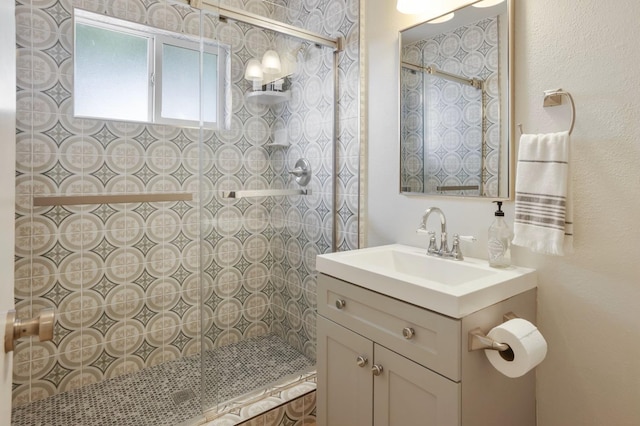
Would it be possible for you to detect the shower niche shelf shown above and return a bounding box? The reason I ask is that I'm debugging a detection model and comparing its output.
[245,90,291,105]
[266,129,289,148]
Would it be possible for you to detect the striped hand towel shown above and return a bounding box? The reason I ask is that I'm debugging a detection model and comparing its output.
[512,131,573,256]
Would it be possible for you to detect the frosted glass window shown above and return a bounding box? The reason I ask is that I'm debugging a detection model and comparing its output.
[74,23,151,122]
[161,45,218,124]
[73,10,227,128]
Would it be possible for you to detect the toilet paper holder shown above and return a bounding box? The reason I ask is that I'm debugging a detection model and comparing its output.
[468,312,518,352]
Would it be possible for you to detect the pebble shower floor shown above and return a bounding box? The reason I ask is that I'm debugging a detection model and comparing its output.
[11,334,314,426]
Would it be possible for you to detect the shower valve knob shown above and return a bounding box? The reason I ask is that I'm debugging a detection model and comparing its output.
[288,158,311,186]
[288,167,305,177]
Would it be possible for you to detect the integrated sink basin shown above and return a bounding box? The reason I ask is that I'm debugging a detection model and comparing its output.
[316,244,536,318]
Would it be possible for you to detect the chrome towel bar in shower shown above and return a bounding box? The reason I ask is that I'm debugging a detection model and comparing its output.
[33,192,193,206]
[221,189,311,199]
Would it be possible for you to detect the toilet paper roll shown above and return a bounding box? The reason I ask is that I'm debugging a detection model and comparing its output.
[484,318,547,378]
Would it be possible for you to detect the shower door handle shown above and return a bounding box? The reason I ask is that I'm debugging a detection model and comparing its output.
[4,308,55,353]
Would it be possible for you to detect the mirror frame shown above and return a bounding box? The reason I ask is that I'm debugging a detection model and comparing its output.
[398,0,514,200]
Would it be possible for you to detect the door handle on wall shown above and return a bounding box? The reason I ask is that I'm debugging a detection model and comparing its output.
[5,308,55,353]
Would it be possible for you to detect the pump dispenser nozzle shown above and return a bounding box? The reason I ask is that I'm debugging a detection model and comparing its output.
[493,201,505,217]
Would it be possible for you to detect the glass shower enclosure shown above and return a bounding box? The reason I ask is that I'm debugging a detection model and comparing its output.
[11,0,341,423]
[197,3,339,418]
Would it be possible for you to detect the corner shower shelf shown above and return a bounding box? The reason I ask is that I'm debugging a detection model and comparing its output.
[245,90,291,105]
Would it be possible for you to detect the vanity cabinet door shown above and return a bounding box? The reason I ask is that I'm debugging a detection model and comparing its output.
[373,345,460,426]
[317,316,373,426]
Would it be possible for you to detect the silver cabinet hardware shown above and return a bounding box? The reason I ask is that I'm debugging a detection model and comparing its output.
[335,299,346,309]
[402,327,415,340]
[371,364,384,376]
[5,308,55,353]
[356,356,368,367]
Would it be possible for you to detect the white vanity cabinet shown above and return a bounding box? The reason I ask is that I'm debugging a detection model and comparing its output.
[316,273,537,426]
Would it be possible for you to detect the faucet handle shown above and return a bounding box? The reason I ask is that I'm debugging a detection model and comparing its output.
[427,231,438,254]
[417,228,438,254]
[450,234,476,261]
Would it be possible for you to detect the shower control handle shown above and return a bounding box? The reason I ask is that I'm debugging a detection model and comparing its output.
[288,158,311,186]
[289,167,305,177]
[5,308,55,353]
[335,299,346,309]
[356,356,368,367]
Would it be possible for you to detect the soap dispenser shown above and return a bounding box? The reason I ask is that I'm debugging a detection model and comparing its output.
[488,201,512,268]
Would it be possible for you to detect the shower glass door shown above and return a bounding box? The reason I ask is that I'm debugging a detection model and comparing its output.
[12,1,214,424]
[198,5,336,416]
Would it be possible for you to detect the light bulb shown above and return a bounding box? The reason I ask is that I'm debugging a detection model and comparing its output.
[396,0,428,15]
[261,50,281,74]
[244,59,263,91]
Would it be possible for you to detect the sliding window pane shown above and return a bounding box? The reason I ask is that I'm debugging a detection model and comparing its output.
[161,44,218,124]
[202,52,218,124]
[161,44,200,122]
[74,23,150,122]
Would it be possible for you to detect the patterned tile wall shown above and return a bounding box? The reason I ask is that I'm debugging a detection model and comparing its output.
[201,0,361,386]
[401,16,501,197]
[14,0,360,411]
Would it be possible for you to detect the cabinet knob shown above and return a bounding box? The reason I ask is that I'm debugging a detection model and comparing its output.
[402,327,415,340]
[335,299,346,309]
[356,355,368,367]
[371,364,384,376]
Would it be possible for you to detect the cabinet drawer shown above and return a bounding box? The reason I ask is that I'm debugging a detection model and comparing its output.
[318,274,461,381]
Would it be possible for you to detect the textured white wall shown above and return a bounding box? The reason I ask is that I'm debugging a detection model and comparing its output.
[365,0,640,425]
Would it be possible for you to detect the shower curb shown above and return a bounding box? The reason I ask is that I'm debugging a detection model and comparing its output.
[201,370,317,425]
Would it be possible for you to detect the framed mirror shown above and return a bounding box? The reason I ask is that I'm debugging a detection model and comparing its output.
[399,0,513,198]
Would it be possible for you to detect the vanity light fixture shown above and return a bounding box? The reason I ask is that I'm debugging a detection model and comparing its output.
[428,12,455,23]
[261,50,281,74]
[472,0,505,7]
[396,0,428,15]
[244,58,263,91]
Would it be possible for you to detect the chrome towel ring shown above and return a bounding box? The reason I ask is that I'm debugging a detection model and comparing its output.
[518,88,576,135]
[543,89,576,135]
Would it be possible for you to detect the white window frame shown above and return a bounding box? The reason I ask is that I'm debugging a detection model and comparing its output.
[73,9,229,129]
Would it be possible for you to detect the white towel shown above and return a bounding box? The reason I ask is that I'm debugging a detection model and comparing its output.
[512,131,573,256]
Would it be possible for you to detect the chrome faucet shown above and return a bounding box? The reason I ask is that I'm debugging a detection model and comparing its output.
[417,207,476,260]
[417,207,448,256]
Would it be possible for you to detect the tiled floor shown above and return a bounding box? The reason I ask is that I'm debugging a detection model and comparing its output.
[12,334,314,426]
